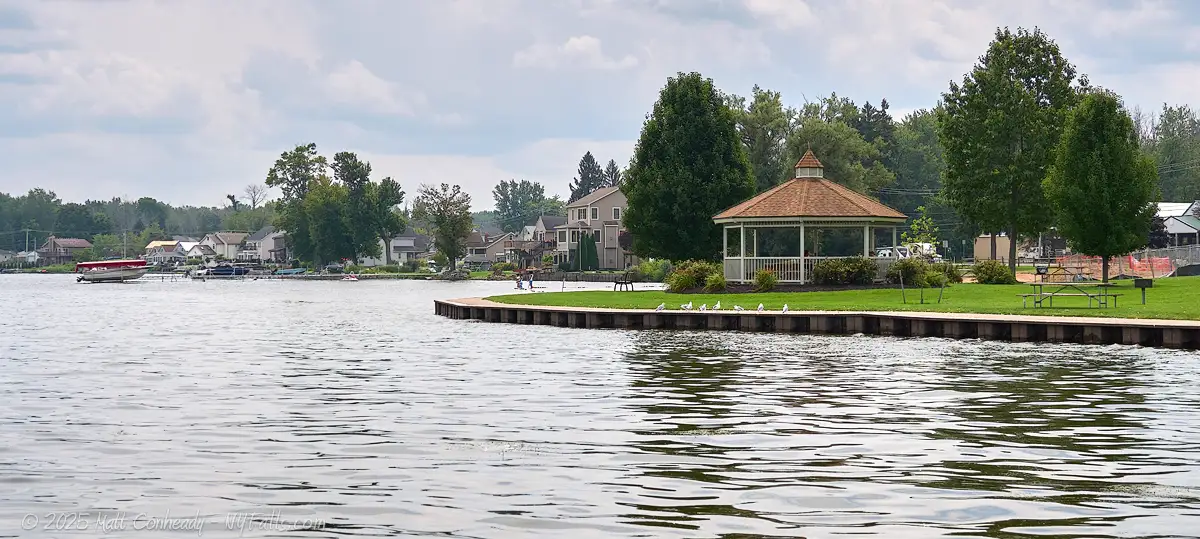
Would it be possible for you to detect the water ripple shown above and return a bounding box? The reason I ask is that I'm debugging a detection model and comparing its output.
[1,276,1199,537]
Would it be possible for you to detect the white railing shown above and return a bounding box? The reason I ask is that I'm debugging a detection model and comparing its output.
[724,256,897,284]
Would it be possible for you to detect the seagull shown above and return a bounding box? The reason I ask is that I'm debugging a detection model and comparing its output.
[655,303,665,312]
[782,304,789,313]
[713,301,721,310]
[734,305,745,311]
[757,303,765,312]
[699,304,707,311]
[681,301,693,310]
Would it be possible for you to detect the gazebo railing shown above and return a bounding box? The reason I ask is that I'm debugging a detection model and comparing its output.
[727,256,897,284]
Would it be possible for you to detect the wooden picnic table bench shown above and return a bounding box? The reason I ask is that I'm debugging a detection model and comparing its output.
[1019,282,1120,308]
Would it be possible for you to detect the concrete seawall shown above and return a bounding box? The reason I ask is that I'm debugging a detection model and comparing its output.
[435,297,1200,350]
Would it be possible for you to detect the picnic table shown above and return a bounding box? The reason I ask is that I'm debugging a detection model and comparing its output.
[1020,282,1120,308]
[1037,264,1091,283]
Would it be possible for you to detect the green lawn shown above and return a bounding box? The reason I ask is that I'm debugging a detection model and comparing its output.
[486,276,1200,320]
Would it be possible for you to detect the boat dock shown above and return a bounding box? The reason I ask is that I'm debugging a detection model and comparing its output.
[434,297,1200,350]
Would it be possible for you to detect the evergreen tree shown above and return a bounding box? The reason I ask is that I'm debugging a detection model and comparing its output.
[569,152,605,203]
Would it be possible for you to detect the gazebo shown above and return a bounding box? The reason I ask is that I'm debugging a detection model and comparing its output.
[713,150,908,284]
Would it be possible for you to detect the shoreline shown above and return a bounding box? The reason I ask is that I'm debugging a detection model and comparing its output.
[434,297,1200,350]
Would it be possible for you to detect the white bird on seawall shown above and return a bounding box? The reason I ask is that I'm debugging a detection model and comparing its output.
[682,301,693,310]
[699,304,707,311]
[734,305,744,311]
[757,303,764,312]
[782,304,789,313]
[655,303,666,312]
[714,301,721,310]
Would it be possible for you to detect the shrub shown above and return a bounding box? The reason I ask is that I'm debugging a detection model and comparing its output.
[635,259,673,282]
[753,268,778,292]
[431,252,448,268]
[886,257,929,285]
[843,256,879,285]
[664,259,721,292]
[811,258,846,285]
[928,261,963,283]
[924,272,949,288]
[491,261,517,273]
[704,272,727,292]
[972,259,1017,284]
[558,262,573,272]
[401,259,421,273]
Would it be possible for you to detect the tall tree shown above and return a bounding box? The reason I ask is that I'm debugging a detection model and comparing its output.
[493,179,548,233]
[413,183,473,270]
[244,184,269,209]
[623,71,754,261]
[55,203,110,240]
[1044,90,1159,282]
[729,85,793,193]
[1151,104,1200,201]
[369,177,407,265]
[302,176,353,266]
[938,27,1088,272]
[786,118,894,193]
[225,194,241,212]
[569,152,605,203]
[266,143,328,264]
[332,151,379,263]
[603,160,623,187]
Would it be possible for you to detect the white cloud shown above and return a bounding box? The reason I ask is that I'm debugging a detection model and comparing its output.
[323,60,426,116]
[513,35,639,70]
[742,0,815,29]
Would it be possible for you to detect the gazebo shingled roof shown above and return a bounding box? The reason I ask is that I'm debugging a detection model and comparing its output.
[714,150,906,220]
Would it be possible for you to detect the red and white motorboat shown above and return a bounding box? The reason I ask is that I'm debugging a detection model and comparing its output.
[75,259,150,283]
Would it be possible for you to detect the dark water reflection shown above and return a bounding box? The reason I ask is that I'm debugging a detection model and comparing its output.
[2,276,1200,537]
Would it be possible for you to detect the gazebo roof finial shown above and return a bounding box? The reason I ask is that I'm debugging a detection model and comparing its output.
[794,147,823,169]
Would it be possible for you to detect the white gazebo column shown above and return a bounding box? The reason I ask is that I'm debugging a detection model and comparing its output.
[863,225,871,257]
[892,227,898,250]
[799,222,806,284]
[740,224,747,283]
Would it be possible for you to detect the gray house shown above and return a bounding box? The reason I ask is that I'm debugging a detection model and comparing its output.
[553,186,634,270]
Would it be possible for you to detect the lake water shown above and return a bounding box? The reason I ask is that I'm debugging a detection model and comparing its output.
[3,275,1200,538]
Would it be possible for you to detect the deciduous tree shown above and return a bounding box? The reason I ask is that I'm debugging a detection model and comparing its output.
[414,183,473,270]
[1045,90,1158,282]
[786,118,894,193]
[493,179,548,233]
[938,26,1088,272]
[728,85,793,193]
[266,143,328,263]
[623,72,754,261]
[244,184,269,209]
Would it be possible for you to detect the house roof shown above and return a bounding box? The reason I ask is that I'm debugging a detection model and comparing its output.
[553,220,592,230]
[486,232,514,249]
[44,237,92,249]
[145,240,177,250]
[189,244,217,255]
[1158,202,1195,219]
[568,186,620,208]
[1166,215,1200,232]
[714,151,905,221]
[246,225,275,242]
[466,230,488,247]
[209,232,248,245]
[538,215,567,229]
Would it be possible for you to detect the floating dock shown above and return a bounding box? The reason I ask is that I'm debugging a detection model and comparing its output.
[434,297,1200,350]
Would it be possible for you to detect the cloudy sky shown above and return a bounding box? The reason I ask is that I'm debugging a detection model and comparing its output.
[1,0,1197,211]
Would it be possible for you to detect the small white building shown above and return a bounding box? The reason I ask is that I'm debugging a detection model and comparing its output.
[199,232,248,259]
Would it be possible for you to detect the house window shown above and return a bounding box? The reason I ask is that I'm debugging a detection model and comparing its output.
[558,230,567,242]
[576,208,586,221]
[570,230,580,242]
[612,207,621,220]
[590,207,598,220]
[594,230,601,246]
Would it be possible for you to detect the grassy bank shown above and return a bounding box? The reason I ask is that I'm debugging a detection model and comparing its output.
[487,276,1200,320]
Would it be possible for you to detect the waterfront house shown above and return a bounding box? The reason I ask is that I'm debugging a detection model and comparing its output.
[484,232,513,264]
[199,232,248,259]
[37,236,92,265]
[146,242,186,265]
[533,215,566,242]
[186,244,217,260]
[553,186,635,270]
[0,249,12,263]
[360,231,431,267]
[15,251,39,264]
[462,231,490,267]
[712,150,908,284]
[237,226,275,262]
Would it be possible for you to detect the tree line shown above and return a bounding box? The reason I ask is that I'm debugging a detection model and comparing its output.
[620,26,1179,281]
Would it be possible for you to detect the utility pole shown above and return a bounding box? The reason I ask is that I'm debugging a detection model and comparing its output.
[24,228,29,252]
